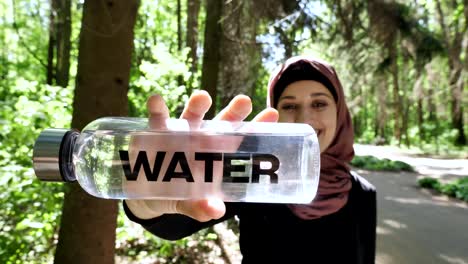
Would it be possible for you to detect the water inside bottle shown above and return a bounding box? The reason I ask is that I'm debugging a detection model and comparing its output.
[73,125,319,204]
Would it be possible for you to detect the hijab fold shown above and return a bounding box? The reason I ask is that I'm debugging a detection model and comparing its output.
[267,56,355,219]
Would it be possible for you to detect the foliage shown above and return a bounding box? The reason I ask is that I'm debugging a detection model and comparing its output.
[351,155,414,172]
[0,79,72,263]
[129,44,192,117]
[417,177,441,189]
[129,0,193,118]
[115,209,223,263]
[418,177,468,202]
[249,60,270,119]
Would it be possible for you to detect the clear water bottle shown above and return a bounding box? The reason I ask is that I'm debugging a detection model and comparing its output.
[33,117,320,204]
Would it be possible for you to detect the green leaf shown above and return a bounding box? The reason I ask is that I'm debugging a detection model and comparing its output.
[16,218,45,230]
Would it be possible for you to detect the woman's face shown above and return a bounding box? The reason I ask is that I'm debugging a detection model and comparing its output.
[277,80,337,153]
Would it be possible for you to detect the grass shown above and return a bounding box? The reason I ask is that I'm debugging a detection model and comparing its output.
[351,155,414,172]
[418,177,468,202]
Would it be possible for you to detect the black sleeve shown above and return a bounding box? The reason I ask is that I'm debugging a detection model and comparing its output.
[351,171,377,264]
[123,201,240,241]
[360,185,377,263]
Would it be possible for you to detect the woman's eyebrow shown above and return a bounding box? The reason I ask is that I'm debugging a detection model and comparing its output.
[279,92,333,102]
[278,95,296,101]
[310,92,333,99]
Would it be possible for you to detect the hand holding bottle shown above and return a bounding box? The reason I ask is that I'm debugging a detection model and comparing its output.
[125,90,279,222]
[33,90,319,221]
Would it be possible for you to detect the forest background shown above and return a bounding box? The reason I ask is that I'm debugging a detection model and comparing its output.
[0,0,466,263]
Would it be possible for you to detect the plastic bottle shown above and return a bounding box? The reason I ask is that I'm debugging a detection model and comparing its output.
[33,117,320,204]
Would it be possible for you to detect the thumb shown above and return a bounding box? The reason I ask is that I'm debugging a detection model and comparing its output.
[176,198,226,222]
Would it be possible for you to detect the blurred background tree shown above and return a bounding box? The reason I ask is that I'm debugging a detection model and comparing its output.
[53,1,138,264]
[0,0,466,263]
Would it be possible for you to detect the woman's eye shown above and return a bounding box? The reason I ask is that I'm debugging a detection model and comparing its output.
[311,101,327,109]
[281,104,296,111]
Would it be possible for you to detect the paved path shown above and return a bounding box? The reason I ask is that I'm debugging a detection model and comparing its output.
[354,144,468,181]
[354,144,468,264]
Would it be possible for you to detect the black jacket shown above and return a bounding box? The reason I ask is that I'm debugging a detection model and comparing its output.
[124,172,376,264]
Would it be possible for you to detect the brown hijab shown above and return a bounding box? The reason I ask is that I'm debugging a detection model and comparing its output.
[267,55,354,219]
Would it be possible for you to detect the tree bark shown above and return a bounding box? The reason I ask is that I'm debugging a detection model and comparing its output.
[176,0,184,88]
[54,1,138,263]
[452,70,466,145]
[417,97,424,142]
[186,0,201,93]
[375,74,388,144]
[219,0,258,106]
[388,39,402,145]
[47,0,56,85]
[177,0,182,52]
[400,55,410,147]
[55,0,71,87]
[425,63,437,123]
[47,0,71,87]
[201,0,222,118]
[413,66,425,143]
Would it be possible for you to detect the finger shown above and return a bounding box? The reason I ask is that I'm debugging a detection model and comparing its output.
[252,107,279,123]
[147,94,170,129]
[180,90,212,121]
[214,94,252,122]
[176,198,226,222]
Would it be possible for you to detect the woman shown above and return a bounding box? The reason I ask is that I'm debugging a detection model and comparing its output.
[124,56,377,263]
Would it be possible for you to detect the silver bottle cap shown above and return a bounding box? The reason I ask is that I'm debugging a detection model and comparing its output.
[33,128,77,182]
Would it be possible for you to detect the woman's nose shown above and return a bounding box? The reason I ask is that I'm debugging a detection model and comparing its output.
[295,109,313,124]
[295,110,321,131]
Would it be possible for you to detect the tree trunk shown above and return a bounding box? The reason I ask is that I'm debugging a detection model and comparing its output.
[54,1,138,263]
[435,0,466,145]
[425,63,437,123]
[186,0,201,93]
[414,68,424,143]
[388,40,402,145]
[176,0,184,88]
[47,0,71,87]
[402,101,410,147]
[375,74,388,144]
[350,78,362,137]
[219,0,257,106]
[47,0,56,85]
[425,62,440,150]
[362,74,370,138]
[447,52,466,145]
[417,97,424,142]
[400,55,410,147]
[452,70,466,145]
[201,0,222,118]
[177,0,182,52]
[55,0,71,87]
[457,1,468,145]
